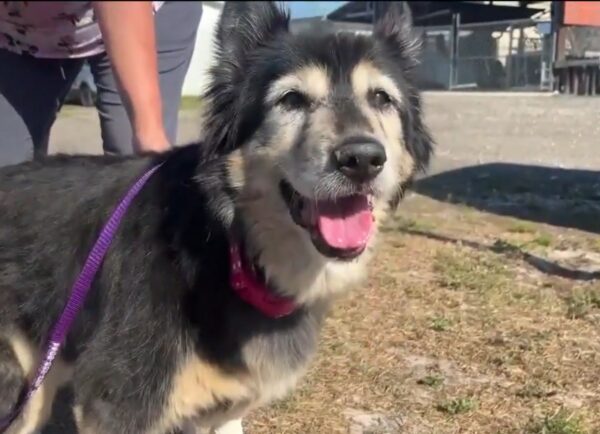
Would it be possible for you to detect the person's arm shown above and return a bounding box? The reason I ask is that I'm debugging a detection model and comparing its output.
[92,1,170,154]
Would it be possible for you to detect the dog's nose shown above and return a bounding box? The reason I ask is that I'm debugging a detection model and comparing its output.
[334,140,387,183]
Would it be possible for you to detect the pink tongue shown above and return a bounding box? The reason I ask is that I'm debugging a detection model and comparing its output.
[316,196,373,250]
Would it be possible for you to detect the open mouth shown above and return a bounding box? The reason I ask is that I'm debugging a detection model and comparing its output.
[280,180,374,260]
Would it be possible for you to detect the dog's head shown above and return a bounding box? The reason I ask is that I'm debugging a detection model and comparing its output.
[202,1,433,301]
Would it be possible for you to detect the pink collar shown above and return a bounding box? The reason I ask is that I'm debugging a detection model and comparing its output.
[229,240,297,318]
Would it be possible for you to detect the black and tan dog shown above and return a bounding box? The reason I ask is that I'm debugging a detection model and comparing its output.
[0,2,433,433]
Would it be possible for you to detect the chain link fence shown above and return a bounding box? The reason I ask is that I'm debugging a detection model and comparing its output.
[415,19,553,92]
[416,26,453,90]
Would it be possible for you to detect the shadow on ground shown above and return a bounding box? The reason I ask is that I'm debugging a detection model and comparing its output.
[397,228,600,282]
[413,163,600,234]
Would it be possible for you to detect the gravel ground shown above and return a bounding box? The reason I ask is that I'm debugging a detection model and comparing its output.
[47,92,600,174]
[420,92,600,174]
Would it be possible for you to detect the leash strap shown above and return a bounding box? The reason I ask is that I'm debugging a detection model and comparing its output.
[0,163,162,432]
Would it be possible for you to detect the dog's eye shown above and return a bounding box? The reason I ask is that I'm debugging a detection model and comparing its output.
[278,90,311,111]
[370,89,393,110]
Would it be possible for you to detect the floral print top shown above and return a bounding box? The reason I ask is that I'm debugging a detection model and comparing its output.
[0,1,164,58]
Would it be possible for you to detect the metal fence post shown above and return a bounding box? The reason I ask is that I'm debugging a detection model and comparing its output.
[449,13,461,89]
[506,25,514,88]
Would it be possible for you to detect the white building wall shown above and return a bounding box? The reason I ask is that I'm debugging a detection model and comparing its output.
[181,1,224,97]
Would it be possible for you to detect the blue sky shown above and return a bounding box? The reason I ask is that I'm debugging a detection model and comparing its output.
[286,1,347,19]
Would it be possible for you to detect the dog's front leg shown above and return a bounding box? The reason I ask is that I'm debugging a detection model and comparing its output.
[0,329,72,434]
[73,399,155,434]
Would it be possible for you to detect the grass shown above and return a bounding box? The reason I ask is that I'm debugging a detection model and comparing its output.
[65,96,203,113]
[59,103,90,116]
[505,220,554,249]
[531,233,553,248]
[179,96,203,111]
[525,410,587,434]
[430,316,452,332]
[417,374,445,388]
[515,381,556,399]
[436,397,477,415]
[433,248,512,294]
[245,199,600,434]
[383,215,435,233]
[565,286,600,319]
[508,221,537,234]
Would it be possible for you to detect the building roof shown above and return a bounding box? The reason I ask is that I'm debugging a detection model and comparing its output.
[326,1,543,26]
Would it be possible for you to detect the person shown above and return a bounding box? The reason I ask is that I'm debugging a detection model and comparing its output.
[0,1,203,167]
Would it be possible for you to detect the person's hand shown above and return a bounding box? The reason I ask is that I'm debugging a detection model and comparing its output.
[93,2,171,156]
[133,126,171,154]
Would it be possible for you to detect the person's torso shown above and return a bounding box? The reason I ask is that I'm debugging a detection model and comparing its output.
[0,1,164,59]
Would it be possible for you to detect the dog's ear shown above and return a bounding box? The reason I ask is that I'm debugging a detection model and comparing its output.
[200,2,290,158]
[390,90,434,210]
[374,2,433,211]
[374,2,421,70]
[216,1,289,64]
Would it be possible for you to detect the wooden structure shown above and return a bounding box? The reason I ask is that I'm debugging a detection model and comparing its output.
[552,1,600,95]
[554,58,600,95]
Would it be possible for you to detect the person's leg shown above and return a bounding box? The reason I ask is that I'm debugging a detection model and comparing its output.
[89,1,203,155]
[87,51,135,156]
[0,49,83,167]
[154,1,203,143]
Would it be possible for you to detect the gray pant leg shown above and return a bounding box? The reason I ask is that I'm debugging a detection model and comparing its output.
[89,1,203,155]
[0,49,83,167]
[87,53,134,155]
[155,1,203,142]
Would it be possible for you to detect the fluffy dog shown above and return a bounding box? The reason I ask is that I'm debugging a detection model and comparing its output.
[0,2,433,433]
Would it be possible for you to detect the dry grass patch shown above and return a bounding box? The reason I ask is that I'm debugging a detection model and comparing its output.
[433,247,513,295]
[246,201,600,434]
[436,397,477,415]
[565,284,600,320]
[525,409,588,434]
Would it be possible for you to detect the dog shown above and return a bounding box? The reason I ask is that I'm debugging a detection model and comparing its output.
[0,2,433,433]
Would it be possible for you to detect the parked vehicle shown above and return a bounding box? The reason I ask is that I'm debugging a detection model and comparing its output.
[66,63,97,107]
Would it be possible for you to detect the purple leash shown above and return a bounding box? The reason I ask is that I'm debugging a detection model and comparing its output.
[0,163,162,432]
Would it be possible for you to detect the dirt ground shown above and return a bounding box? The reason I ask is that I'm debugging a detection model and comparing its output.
[41,93,599,433]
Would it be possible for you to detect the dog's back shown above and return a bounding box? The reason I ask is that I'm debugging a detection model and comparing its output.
[0,155,157,432]
[0,155,150,326]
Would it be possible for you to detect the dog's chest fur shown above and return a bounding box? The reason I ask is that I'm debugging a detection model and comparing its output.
[151,155,368,429]
[160,306,323,431]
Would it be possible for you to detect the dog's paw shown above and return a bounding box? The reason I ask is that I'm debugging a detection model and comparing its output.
[213,419,244,434]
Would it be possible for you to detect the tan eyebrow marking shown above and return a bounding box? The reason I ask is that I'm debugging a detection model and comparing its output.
[351,61,402,103]
[266,65,330,104]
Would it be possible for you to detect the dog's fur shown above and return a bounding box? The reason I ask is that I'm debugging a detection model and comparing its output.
[0,2,433,433]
